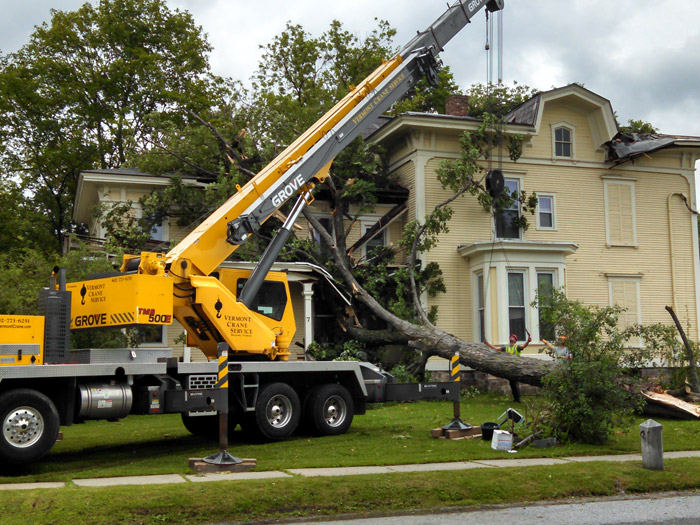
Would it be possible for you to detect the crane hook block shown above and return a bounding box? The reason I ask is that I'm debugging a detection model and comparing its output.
[486,169,505,198]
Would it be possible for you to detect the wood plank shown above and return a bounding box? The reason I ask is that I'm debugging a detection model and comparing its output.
[188,458,257,473]
[642,391,700,420]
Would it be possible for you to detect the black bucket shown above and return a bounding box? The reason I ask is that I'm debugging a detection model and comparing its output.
[481,422,500,441]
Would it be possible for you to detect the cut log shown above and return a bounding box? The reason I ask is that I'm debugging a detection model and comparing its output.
[642,391,700,420]
[667,386,692,399]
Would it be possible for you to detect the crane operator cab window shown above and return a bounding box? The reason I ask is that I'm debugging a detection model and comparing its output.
[236,279,287,321]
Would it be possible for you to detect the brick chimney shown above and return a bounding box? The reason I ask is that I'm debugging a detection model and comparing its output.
[445,94,469,116]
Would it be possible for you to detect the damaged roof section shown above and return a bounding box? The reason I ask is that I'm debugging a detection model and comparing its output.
[606,132,700,165]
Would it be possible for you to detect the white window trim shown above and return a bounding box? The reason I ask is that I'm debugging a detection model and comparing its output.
[535,193,557,231]
[551,121,576,160]
[473,271,486,343]
[603,179,638,247]
[493,174,526,241]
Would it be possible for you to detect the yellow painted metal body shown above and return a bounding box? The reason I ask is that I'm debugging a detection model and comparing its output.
[185,269,295,361]
[0,315,44,366]
[67,273,174,330]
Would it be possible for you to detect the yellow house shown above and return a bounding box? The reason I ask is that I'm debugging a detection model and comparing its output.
[368,84,700,355]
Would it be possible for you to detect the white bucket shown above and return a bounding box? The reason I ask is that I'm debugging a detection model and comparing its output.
[491,429,513,451]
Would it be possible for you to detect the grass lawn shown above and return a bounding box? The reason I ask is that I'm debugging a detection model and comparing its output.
[0,393,698,524]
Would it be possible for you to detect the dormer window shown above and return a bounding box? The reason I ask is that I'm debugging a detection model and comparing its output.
[553,125,574,158]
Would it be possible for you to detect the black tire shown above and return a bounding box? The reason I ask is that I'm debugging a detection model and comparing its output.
[251,382,300,441]
[0,389,60,465]
[306,384,354,436]
[181,413,219,439]
[181,412,240,440]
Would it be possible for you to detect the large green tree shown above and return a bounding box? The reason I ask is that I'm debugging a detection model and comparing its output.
[0,0,214,252]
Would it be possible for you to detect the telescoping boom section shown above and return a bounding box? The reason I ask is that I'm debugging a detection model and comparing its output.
[69,0,504,361]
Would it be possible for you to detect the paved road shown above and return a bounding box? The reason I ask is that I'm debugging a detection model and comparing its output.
[301,492,700,525]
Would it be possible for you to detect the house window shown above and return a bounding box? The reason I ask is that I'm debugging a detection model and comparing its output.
[312,217,333,257]
[150,221,165,241]
[495,178,521,240]
[537,272,556,342]
[476,273,485,342]
[508,271,526,340]
[363,224,386,259]
[554,126,572,157]
[604,180,637,246]
[537,194,555,230]
[609,276,641,345]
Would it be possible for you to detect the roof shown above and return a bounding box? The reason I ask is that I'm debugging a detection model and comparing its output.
[80,167,201,182]
[73,168,207,224]
[606,132,700,164]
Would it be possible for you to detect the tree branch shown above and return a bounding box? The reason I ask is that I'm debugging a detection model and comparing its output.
[142,136,219,178]
[186,109,258,180]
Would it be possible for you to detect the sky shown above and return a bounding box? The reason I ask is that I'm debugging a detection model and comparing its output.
[3,0,700,137]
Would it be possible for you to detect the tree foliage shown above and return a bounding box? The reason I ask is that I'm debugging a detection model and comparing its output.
[538,290,676,444]
[619,119,658,135]
[0,0,214,251]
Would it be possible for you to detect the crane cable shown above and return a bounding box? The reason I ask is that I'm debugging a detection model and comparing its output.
[481,7,529,343]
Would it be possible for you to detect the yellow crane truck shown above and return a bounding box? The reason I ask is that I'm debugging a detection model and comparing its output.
[0,0,503,465]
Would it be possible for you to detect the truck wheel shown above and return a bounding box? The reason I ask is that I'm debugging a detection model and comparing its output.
[306,384,354,436]
[252,382,300,441]
[0,389,60,465]
[181,413,239,440]
[181,413,219,439]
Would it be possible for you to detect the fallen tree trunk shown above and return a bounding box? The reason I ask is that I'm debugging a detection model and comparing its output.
[667,385,692,399]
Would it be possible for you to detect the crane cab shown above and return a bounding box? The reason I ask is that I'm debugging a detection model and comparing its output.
[215,268,296,360]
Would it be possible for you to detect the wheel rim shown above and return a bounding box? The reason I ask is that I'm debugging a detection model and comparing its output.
[265,394,292,428]
[323,395,347,428]
[3,406,44,449]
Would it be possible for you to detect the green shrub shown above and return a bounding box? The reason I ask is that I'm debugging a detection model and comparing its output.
[537,290,674,444]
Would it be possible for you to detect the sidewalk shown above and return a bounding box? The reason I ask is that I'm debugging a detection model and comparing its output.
[4,450,700,490]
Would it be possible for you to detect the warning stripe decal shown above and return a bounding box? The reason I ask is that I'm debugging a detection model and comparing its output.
[109,312,136,324]
[450,354,460,382]
[215,354,228,389]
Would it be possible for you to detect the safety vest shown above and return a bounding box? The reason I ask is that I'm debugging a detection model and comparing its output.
[505,344,521,356]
